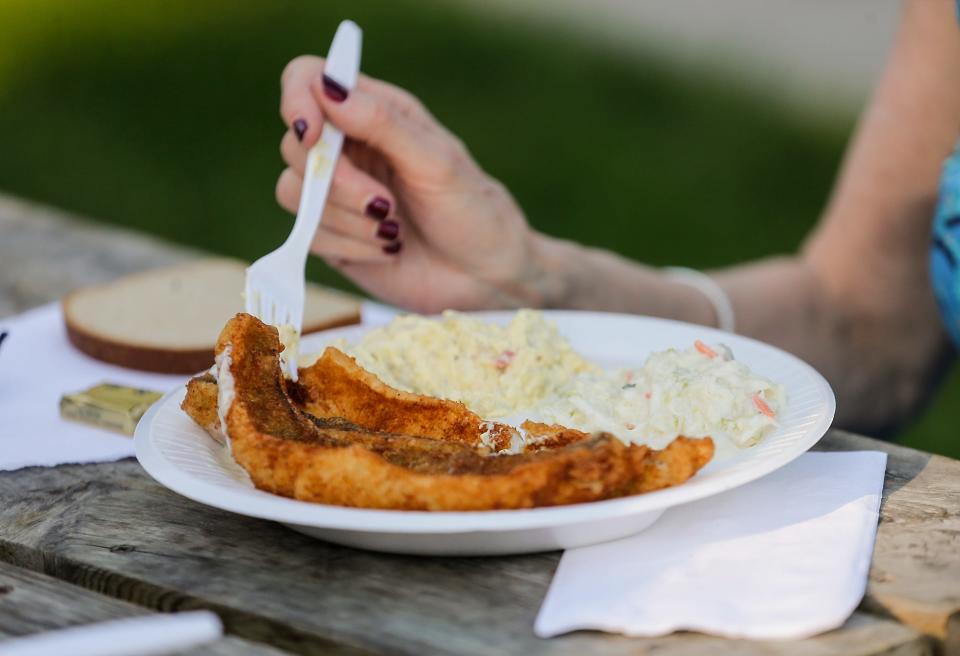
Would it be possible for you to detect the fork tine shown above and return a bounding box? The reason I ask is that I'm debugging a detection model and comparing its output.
[270,301,279,326]
[244,280,254,316]
[247,284,265,322]
[252,292,259,320]
[264,298,272,325]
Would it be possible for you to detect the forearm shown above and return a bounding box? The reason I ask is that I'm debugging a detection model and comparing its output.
[792,0,960,431]
[531,232,716,324]
[530,236,839,400]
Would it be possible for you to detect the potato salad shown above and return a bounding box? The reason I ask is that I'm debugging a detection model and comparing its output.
[334,310,597,418]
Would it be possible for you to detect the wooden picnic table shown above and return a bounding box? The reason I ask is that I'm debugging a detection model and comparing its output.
[0,193,958,656]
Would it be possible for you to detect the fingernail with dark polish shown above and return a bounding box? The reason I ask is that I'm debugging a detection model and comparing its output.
[322,74,348,102]
[383,241,403,255]
[293,118,307,142]
[365,196,390,221]
[377,220,399,241]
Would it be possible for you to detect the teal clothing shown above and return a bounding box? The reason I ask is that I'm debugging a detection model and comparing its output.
[925,2,960,346]
[932,145,960,348]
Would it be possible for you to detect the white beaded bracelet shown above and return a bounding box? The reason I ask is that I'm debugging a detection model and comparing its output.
[664,266,736,333]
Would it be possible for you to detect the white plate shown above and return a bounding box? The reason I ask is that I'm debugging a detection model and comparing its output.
[135,311,834,556]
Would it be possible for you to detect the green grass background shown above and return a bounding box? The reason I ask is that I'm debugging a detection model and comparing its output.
[1,0,956,457]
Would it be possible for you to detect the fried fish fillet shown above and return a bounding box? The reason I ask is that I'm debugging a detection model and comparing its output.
[521,421,593,451]
[183,373,220,439]
[297,346,518,450]
[194,313,713,511]
[185,346,519,451]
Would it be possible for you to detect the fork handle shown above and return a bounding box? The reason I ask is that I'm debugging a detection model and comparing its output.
[285,20,362,263]
[286,124,344,258]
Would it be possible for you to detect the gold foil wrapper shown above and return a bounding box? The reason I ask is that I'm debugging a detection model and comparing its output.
[60,383,163,436]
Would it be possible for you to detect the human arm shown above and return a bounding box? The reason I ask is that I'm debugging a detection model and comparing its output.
[276,0,959,433]
[531,0,960,432]
[720,0,960,432]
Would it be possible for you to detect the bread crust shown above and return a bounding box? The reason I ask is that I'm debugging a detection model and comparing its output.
[65,317,216,374]
[64,307,359,374]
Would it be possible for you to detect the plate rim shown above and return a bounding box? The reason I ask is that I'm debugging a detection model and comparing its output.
[135,310,836,534]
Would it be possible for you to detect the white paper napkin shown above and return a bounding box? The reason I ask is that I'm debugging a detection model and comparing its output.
[535,450,887,641]
[0,301,399,472]
[0,303,186,470]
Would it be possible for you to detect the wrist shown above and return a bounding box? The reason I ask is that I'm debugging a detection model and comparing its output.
[520,232,576,308]
[663,267,735,332]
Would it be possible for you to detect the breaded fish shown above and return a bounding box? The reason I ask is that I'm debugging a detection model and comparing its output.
[183,373,221,439]
[297,346,518,450]
[184,346,519,451]
[521,421,593,451]
[185,313,713,511]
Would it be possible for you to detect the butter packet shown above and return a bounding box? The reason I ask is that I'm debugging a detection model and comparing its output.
[60,383,162,436]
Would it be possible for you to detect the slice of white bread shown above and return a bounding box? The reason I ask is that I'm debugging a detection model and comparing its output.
[63,257,361,374]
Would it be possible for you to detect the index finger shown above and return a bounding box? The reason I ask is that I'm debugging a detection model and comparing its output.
[280,55,327,146]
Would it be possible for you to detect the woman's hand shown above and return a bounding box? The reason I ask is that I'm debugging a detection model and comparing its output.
[276,55,541,313]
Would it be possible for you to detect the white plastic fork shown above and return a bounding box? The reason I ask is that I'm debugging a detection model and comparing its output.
[245,20,362,379]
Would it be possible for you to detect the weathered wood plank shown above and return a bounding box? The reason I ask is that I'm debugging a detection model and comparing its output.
[0,193,195,319]
[0,445,931,656]
[816,430,960,650]
[0,560,288,655]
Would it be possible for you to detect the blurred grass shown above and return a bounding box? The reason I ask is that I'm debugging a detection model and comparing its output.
[0,0,956,457]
